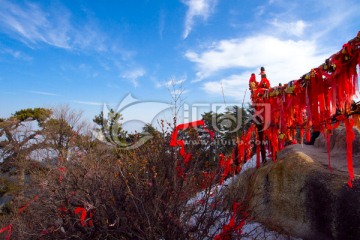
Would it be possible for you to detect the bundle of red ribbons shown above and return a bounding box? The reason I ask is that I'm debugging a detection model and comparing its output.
[170,31,360,188]
[244,31,360,188]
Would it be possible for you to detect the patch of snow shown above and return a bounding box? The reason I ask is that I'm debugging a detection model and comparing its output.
[186,152,303,239]
[240,153,258,173]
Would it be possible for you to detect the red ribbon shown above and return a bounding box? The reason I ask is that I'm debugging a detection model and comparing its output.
[170,120,214,165]
[255,126,261,168]
[214,202,247,240]
[240,32,360,184]
[58,166,66,182]
[18,195,39,214]
[345,118,355,188]
[74,207,94,227]
[0,224,12,240]
[219,154,225,185]
[74,207,87,226]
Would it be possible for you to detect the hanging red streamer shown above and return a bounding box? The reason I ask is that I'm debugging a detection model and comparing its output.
[236,31,360,186]
[0,224,12,240]
[345,118,355,188]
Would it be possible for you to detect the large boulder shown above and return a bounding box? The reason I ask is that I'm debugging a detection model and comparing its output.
[232,144,360,240]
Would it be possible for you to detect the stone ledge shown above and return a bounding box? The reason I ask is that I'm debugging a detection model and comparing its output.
[233,145,360,239]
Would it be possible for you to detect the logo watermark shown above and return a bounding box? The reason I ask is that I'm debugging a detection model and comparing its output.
[94,93,271,149]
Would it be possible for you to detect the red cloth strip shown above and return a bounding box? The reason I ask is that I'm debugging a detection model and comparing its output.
[345,118,355,188]
[74,207,87,227]
[0,224,12,240]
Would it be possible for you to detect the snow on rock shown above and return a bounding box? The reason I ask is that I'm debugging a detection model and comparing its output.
[240,153,258,173]
[186,153,303,239]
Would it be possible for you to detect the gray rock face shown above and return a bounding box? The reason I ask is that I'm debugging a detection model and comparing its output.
[233,142,360,240]
[0,195,12,207]
[314,125,360,159]
[0,195,12,214]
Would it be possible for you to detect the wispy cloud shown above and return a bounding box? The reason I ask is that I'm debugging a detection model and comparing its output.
[269,19,307,37]
[72,100,103,106]
[27,90,58,96]
[306,1,360,41]
[0,1,71,49]
[0,0,107,51]
[121,68,146,88]
[0,47,32,61]
[155,76,186,88]
[182,0,217,39]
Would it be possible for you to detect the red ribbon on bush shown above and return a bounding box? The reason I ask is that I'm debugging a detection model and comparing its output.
[214,202,247,240]
[74,207,94,227]
[74,207,87,226]
[18,195,39,214]
[0,224,12,240]
[170,120,214,164]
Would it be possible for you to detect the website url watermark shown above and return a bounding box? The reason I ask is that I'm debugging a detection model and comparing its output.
[184,139,269,146]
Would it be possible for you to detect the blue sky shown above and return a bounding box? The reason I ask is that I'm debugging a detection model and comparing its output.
[0,0,359,129]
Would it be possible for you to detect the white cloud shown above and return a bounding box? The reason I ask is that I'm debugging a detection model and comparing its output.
[270,19,307,37]
[122,68,146,79]
[192,34,334,101]
[121,68,146,88]
[189,0,360,101]
[166,78,185,87]
[156,77,186,88]
[182,0,217,39]
[203,74,250,101]
[185,34,328,82]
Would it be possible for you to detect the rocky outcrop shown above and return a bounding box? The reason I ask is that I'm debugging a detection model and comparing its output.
[233,142,360,240]
[314,126,360,165]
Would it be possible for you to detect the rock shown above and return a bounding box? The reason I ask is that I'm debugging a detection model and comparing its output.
[314,126,360,157]
[0,195,12,214]
[232,145,360,240]
[0,195,12,207]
